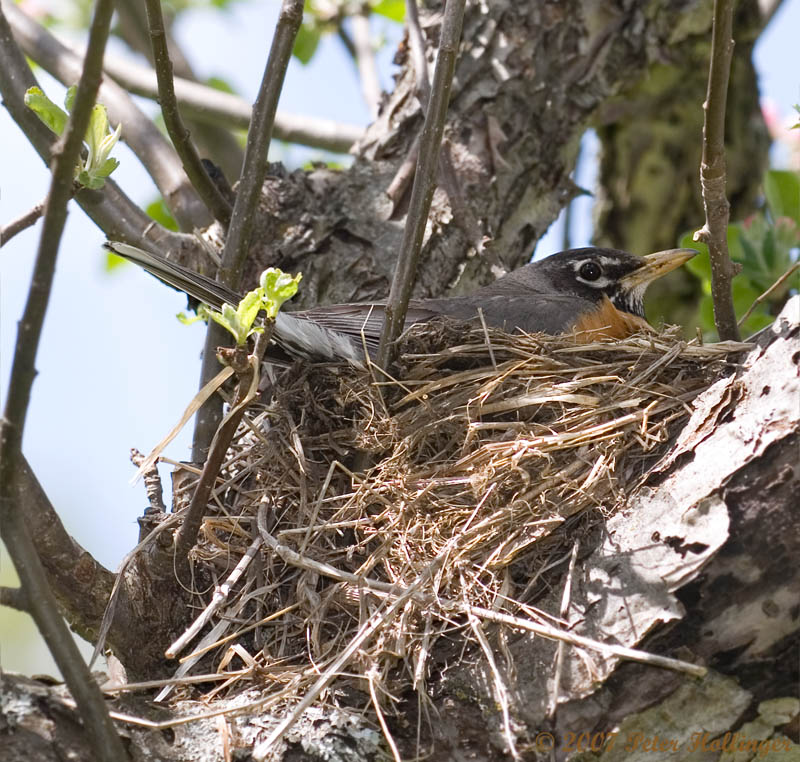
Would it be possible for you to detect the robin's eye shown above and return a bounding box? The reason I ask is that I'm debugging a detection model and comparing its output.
[579,262,602,281]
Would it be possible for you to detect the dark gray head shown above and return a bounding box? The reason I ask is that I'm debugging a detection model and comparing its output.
[493,247,697,318]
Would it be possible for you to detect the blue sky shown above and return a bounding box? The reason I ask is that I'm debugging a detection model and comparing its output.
[1,0,798,674]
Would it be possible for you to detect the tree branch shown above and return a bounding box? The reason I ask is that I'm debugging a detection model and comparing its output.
[97,48,362,153]
[0,0,129,757]
[0,586,29,612]
[112,0,246,180]
[403,0,483,255]
[351,10,381,118]
[375,0,467,369]
[0,199,45,247]
[192,0,305,460]
[693,0,740,341]
[142,0,233,226]
[2,0,211,231]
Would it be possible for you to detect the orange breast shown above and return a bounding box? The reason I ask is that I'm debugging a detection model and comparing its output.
[570,296,652,341]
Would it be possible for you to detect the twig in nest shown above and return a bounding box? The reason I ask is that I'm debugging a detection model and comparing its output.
[547,539,580,720]
[465,583,519,759]
[176,330,271,571]
[252,502,447,760]
[166,534,264,659]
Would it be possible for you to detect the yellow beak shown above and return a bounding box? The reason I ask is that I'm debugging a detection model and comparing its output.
[622,248,698,288]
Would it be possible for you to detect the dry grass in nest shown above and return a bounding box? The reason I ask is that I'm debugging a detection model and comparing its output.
[156,325,747,741]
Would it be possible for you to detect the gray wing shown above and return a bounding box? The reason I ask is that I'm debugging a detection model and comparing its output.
[420,293,595,334]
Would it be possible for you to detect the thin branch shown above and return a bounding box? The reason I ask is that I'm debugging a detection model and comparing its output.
[193,0,304,460]
[0,586,29,612]
[142,0,232,226]
[737,261,800,328]
[351,10,381,117]
[180,330,270,564]
[0,200,45,247]
[98,49,362,153]
[693,0,740,341]
[3,0,210,231]
[0,16,192,249]
[112,0,245,179]
[404,0,482,253]
[0,0,129,757]
[375,0,467,368]
[336,20,357,60]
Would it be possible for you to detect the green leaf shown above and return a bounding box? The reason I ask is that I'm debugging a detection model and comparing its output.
[293,21,321,65]
[94,157,120,179]
[146,198,179,232]
[259,268,301,318]
[371,0,405,22]
[105,249,126,273]
[764,170,800,226]
[177,311,205,326]
[206,76,236,94]
[64,85,77,113]
[24,87,68,135]
[236,290,266,335]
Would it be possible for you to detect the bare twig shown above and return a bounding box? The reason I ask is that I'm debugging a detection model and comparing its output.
[98,49,361,152]
[0,586,29,612]
[2,0,210,231]
[547,539,580,720]
[0,0,130,757]
[180,331,270,566]
[351,10,381,117]
[0,200,45,247]
[142,0,232,226]
[112,0,245,179]
[130,448,166,516]
[465,595,519,759]
[401,0,482,252]
[737,261,800,328]
[166,535,263,658]
[693,0,740,341]
[193,0,304,460]
[375,0,467,368]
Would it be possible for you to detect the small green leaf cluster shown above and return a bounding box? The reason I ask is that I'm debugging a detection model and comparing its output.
[292,0,404,66]
[24,85,121,189]
[681,169,800,336]
[179,268,302,346]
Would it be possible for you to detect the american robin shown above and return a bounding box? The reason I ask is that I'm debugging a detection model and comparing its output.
[106,243,696,367]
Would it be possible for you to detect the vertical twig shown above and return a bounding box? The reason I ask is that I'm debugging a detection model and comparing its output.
[693,0,740,341]
[375,0,467,369]
[0,0,130,758]
[405,0,483,254]
[142,0,232,226]
[192,0,304,460]
[351,9,381,118]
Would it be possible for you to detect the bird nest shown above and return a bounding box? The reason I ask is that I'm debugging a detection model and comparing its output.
[157,324,747,737]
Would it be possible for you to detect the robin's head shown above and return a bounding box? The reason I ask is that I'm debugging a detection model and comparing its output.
[530,247,697,318]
